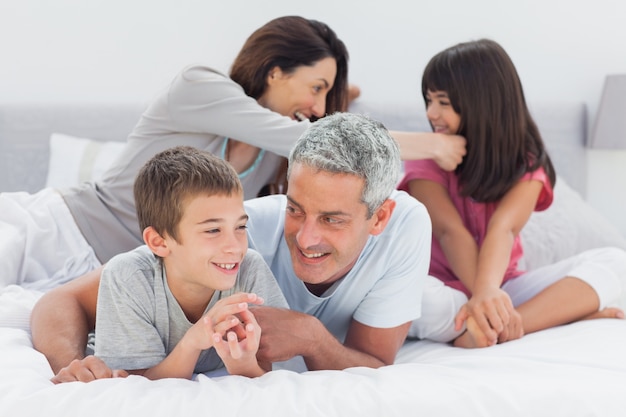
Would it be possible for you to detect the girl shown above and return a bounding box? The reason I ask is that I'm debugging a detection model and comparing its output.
[399,39,626,348]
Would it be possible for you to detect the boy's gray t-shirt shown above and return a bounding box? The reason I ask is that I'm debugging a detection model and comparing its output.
[94,245,288,374]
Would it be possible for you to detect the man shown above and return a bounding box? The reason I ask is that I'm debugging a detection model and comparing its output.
[31,112,436,381]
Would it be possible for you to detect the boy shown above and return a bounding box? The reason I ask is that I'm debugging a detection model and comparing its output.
[94,146,288,380]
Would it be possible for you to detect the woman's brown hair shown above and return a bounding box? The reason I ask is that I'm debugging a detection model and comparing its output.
[230,15,349,115]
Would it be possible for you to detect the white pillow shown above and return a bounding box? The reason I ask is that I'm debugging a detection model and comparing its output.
[45,133,126,188]
[520,176,626,271]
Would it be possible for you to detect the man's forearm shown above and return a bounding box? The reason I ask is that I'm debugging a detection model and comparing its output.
[31,291,91,374]
[300,318,386,371]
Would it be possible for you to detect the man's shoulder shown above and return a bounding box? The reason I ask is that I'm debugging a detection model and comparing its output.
[244,194,286,212]
[388,190,429,222]
[244,195,286,237]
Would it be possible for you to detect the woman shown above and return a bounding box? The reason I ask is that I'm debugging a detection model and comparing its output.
[0,16,347,292]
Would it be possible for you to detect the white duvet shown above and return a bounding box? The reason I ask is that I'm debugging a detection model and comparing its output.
[1,285,626,417]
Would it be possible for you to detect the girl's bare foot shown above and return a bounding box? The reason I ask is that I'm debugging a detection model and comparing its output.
[582,307,624,321]
[453,316,495,348]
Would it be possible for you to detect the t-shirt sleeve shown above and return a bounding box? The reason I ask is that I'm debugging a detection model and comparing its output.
[352,192,431,327]
[167,66,308,157]
[244,195,286,265]
[237,249,289,309]
[520,166,554,211]
[397,159,447,192]
[95,251,166,371]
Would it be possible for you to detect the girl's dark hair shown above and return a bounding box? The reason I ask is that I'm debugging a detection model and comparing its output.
[230,16,350,115]
[422,38,555,202]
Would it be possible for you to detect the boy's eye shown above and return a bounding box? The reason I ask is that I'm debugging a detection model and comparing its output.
[205,228,220,234]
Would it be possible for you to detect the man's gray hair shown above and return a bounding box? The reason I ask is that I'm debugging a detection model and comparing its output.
[288,112,401,218]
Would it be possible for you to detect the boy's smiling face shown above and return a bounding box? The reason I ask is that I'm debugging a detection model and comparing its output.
[160,191,249,294]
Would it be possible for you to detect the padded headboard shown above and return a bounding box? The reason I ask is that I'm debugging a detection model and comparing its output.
[349,100,588,197]
[0,101,587,196]
[0,103,145,193]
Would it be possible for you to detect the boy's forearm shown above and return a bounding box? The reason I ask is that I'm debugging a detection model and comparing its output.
[142,339,201,380]
[224,359,266,378]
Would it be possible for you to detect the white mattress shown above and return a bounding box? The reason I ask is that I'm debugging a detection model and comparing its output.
[1,284,625,416]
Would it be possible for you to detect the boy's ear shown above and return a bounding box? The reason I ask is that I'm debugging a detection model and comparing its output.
[369,198,396,236]
[143,226,170,257]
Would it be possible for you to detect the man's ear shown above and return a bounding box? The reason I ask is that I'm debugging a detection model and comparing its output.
[143,226,170,257]
[369,198,396,236]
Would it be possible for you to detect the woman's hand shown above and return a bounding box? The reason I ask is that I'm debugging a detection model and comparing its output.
[431,133,466,171]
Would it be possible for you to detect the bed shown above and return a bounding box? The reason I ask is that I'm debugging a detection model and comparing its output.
[1,100,626,416]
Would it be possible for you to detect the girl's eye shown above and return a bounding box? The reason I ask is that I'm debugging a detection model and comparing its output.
[313,85,323,93]
[205,228,220,234]
[237,224,248,231]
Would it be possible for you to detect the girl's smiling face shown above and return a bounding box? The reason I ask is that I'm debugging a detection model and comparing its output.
[425,90,461,135]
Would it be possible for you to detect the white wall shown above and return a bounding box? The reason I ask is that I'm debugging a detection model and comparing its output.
[1,0,625,234]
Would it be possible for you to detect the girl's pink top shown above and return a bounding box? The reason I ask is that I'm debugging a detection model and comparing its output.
[397,159,553,296]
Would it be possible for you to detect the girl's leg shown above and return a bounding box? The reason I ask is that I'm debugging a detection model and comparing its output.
[502,247,626,335]
[408,276,468,342]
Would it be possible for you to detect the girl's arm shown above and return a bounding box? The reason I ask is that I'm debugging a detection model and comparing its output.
[407,179,478,290]
[392,131,466,171]
[465,179,544,342]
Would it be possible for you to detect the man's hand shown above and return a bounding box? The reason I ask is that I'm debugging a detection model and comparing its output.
[51,355,128,384]
[252,306,314,364]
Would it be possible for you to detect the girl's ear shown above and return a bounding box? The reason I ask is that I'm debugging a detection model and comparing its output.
[143,226,170,257]
[369,199,396,236]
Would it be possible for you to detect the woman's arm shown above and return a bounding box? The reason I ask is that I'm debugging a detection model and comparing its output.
[392,131,466,171]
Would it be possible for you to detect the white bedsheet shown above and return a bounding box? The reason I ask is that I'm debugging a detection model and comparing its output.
[1,285,625,417]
